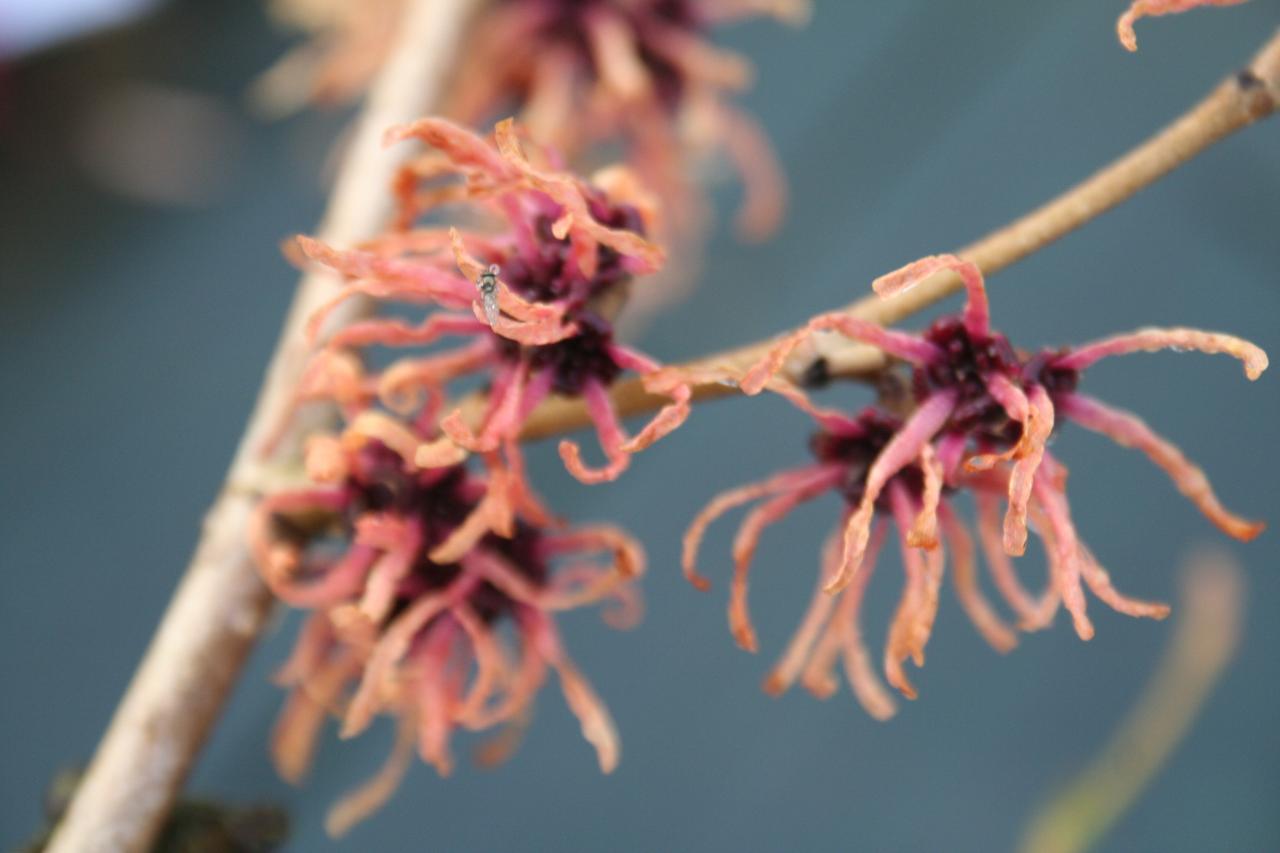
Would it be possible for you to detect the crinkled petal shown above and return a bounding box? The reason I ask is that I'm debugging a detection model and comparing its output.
[1079,545,1172,620]
[940,504,1017,653]
[1056,326,1267,380]
[740,312,942,395]
[729,466,843,652]
[907,443,943,549]
[1032,460,1095,641]
[872,254,990,339]
[558,378,631,484]
[324,717,417,838]
[1058,392,1264,541]
[832,390,956,593]
[1116,0,1250,51]
[683,465,837,591]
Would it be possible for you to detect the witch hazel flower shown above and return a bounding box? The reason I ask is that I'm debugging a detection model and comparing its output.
[737,254,1265,642]
[1117,0,1251,51]
[445,0,809,242]
[251,0,408,116]
[292,117,692,504]
[249,425,643,836]
[681,254,1265,708]
[680,368,1019,714]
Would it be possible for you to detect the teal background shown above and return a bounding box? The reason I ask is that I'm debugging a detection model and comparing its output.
[2,1,1278,850]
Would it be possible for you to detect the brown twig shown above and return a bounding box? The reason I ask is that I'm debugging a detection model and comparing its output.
[44,2,481,851]
[515,29,1280,441]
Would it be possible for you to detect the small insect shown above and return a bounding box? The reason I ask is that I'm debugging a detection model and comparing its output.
[477,263,501,327]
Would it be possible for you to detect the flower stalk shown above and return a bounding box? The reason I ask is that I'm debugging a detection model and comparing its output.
[44,2,481,851]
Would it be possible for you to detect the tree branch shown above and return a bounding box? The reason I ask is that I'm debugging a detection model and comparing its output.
[44,2,481,851]
[516,29,1280,441]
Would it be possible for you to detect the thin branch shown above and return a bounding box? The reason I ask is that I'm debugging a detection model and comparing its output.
[44,2,481,851]
[516,29,1280,441]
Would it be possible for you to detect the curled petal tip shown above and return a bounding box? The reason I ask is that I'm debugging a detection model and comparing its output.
[1243,348,1268,381]
[557,439,629,484]
[905,531,940,550]
[761,673,786,696]
[802,679,837,701]
[774,0,813,27]
[872,254,956,299]
[1236,520,1266,542]
[992,636,1019,655]
[1002,537,1028,558]
[414,437,468,469]
[821,570,850,595]
[886,675,918,701]
[381,123,407,146]
[733,628,759,654]
[440,409,496,453]
[1117,14,1140,51]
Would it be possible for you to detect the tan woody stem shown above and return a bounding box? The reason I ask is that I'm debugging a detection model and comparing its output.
[44,2,481,851]
[516,29,1280,441]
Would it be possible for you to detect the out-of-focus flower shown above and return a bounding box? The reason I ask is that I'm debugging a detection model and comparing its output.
[446,0,809,243]
[256,0,806,242]
[250,427,642,836]
[290,117,691,520]
[256,117,668,830]
[1116,0,1251,52]
[250,0,407,117]
[683,254,1265,707]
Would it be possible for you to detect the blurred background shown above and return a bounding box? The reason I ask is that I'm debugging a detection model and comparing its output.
[1,1,1278,850]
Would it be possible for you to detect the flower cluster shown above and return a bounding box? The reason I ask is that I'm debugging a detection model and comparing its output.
[251,428,643,835]
[258,0,806,244]
[253,117,694,832]
[445,0,809,242]
[1117,0,1251,51]
[251,0,409,116]
[684,254,1266,713]
[292,118,691,498]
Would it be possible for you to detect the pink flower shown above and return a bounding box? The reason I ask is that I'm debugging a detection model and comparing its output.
[685,253,1265,708]
[290,117,692,517]
[1116,0,1251,51]
[250,428,643,835]
[251,0,409,116]
[446,0,809,241]
[681,374,1018,714]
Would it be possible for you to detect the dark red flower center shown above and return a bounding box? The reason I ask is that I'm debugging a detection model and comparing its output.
[809,410,926,507]
[332,443,549,624]
[1023,349,1082,399]
[500,201,639,307]
[493,196,643,395]
[496,311,624,395]
[524,0,701,112]
[916,316,1022,446]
